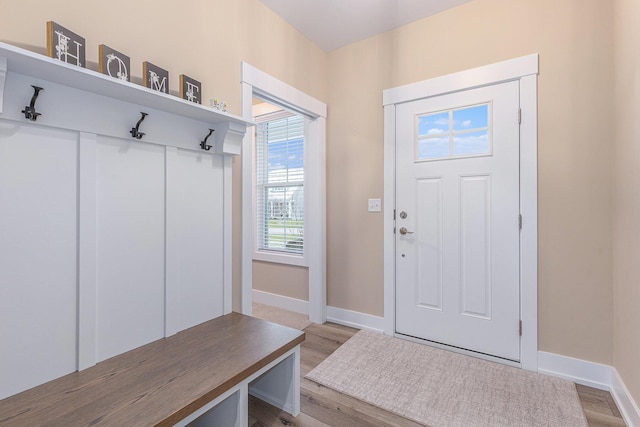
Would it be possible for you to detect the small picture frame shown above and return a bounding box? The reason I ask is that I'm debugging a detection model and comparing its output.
[142,61,169,94]
[98,45,130,82]
[179,74,201,104]
[46,21,86,68]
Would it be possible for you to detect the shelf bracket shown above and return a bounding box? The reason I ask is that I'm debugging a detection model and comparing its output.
[213,121,247,155]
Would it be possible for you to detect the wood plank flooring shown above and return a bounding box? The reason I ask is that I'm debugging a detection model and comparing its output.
[249,321,626,427]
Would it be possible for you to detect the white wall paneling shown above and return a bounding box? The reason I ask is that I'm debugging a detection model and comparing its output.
[0,121,79,399]
[95,136,167,362]
[78,132,98,370]
[0,44,249,397]
[165,146,180,337]
[174,148,226,328]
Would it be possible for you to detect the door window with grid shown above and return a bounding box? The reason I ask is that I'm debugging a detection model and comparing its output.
[255,112,304,255]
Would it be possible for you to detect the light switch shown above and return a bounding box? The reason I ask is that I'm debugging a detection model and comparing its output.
[368,198,382,212]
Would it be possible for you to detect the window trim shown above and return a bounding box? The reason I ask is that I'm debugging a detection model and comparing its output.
[240,62,327,323]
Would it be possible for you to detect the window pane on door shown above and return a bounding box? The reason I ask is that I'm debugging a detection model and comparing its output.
[453,130,490,156]
[415,102,491,161]
[418,111,449,136]
[418,136,449,159]
[453,104,488,131]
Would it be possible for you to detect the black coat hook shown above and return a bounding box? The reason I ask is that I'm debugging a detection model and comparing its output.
[200,129,214,151]
[130,112,148,140]
[21,85,44,121]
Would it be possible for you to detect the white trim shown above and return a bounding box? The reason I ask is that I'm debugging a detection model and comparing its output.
[240,62,327,324]
[306,116,327,323]
[383,104,396,337]
[383,54,538,106]
[223,155,233,314]
[326,306,385,334]
[0,56,6,113]
[538,352,640,427]
[241,63,326,119]
[612,368,640,427]
[538,351,612,390]
[164,146,179,336]
[77,132,97,370]
[519,73,538,371]
[252,289,309,316]
[382,54,539,371]
[241,82,253,316]
[253,251,307,267]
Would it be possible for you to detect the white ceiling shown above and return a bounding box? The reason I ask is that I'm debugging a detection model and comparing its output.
[260,0,473,52]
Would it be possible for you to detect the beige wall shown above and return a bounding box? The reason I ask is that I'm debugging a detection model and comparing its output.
[253,261,309,301]
[327,0,615,365]
[613,0,640,406]
[0,0,328,313]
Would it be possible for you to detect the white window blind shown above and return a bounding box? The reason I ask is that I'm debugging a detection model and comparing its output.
[255,112,304,255]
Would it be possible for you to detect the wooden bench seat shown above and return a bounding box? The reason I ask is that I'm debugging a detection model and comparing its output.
[0,313,305,426]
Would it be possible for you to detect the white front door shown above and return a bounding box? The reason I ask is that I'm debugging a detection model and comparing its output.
[395,81,521,361]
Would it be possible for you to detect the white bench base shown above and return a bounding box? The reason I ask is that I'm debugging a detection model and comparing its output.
[175,345,301,426]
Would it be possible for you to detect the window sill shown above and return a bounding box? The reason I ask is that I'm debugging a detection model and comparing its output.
[253,250,308,267]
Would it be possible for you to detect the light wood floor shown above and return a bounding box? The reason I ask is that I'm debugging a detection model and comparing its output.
[248,321,626,427]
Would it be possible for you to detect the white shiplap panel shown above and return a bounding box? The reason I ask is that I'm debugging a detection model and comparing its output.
[0,121,78,399]
[174,148,225,331]
[95,136,165,362]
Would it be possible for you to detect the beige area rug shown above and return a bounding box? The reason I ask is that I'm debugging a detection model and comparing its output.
[252,303,312,330]
[306,331,588,427]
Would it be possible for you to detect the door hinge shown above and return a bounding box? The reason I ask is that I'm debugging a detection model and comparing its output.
[393,226,396,234]
[518,108,522,124]
[519,214,522,230]
[519,320,523,336]
[393,209,396,220]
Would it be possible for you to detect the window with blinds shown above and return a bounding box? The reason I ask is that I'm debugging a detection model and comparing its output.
[255,112,304,255]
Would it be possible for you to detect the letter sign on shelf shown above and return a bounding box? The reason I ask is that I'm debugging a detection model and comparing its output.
[46,21,85,68]
[179,74,201,104]
[143,61,169,94]
[98,45,130,82]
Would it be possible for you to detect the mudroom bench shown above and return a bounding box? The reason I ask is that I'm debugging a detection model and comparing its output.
[0,313,304,426]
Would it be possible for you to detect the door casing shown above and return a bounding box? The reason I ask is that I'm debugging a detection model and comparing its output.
[382,54,539,371]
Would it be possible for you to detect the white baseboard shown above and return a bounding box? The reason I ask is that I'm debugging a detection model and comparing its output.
[250,291,385,333]
[325,306,385,333]
[252,290,308,315]
[611,368,640,427]
[538,351,612,390]
[538,351,640,427]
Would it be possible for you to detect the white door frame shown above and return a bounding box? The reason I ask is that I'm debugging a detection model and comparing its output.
[383,54,539,371]
[240,62,327,323]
